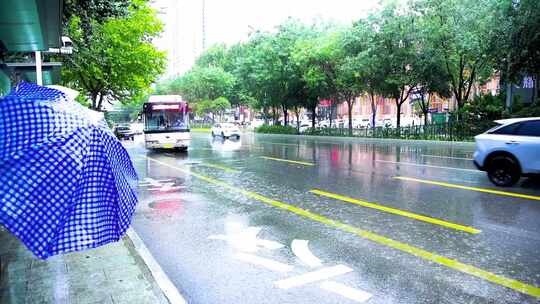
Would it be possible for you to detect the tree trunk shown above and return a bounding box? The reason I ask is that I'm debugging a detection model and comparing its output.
[90,92,98,110]
[421,94,429,126]
[263,107,269,125]
[396,99,401,129]
[295,108,300,133]
[282,105,288,126]
[96,93,104,112]
[347,99,353,136]
[310,105,317,129]
[370,93,377,129]
[329,101,334,128]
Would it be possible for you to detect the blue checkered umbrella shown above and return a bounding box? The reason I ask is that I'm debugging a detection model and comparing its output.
[0,83,138,259]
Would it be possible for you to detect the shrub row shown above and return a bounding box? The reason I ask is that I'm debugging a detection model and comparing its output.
[255,125,297,134]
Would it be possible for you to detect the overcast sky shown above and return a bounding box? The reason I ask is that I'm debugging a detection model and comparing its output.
[203,0,381,45]
[154,0,383,76]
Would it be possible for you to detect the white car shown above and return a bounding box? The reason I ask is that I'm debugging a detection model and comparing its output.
[211,122,241,139]
[298,123,312,133]
[474,117,540,186]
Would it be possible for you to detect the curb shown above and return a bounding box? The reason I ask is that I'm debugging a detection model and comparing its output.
[126,228,187,304]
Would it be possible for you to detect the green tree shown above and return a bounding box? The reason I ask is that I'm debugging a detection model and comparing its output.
[171,66,235,103]
[63,0,131,38]
[293,30,343,128]
[491,0,540,104]
[212,96,231,121]
[370,4,418,129]
[194,99,213,121]
[418,0,497,112]
[62,0,166,111]
[414,19,452,125]
[344,19,387,129]
[193,97,231,122]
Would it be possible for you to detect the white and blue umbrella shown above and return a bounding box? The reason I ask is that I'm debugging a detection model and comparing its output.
[0,82,138,259]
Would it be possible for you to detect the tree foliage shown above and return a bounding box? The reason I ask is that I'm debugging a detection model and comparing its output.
[155,0,537,129]
[62,0,166,111]
[170,66,235,103]
[418,0,498,110]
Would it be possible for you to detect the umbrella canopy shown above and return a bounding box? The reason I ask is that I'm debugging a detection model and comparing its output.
[0,82,138,259]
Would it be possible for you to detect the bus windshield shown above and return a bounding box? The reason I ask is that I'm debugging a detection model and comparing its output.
[143,103,189,131]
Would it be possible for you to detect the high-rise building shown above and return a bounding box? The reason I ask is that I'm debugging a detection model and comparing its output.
[150,0,204,78]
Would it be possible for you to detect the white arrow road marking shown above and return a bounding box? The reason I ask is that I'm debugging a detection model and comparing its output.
[235,253,293,272]
[274,265,353,289]
[320,281,372,303]
[257,239,285,250]
[147,182,182,192]
[139,177,173,186]
[291,240,322,268]
[209,224,284,252]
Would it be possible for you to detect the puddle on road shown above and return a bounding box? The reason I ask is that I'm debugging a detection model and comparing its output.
[149,199,183,211]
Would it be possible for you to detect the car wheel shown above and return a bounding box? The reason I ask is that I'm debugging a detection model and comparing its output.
[487,156,521,187]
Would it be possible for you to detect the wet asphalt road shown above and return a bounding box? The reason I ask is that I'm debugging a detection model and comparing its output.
[123,132,540,304]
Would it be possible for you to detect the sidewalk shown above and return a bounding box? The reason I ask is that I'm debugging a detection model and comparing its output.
[0,226,171,304]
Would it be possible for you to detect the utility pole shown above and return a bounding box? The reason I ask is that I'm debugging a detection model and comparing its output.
[202,0,206,51]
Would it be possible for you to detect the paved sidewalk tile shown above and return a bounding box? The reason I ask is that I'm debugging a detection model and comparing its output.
[0,227,169,304]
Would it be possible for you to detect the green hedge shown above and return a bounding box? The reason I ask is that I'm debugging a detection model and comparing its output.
[255,125,297,134]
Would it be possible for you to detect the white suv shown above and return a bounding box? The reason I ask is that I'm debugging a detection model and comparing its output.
[474,117,540,186]
[211,122,241,139]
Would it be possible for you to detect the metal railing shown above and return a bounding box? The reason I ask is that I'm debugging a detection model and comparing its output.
[302,121,495,141]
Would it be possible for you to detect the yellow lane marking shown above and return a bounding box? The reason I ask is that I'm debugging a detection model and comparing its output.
[200,162,240,173]
[394,176,540,201]
[309,189,480,234]
[146,156,540,298]
[260,156,315,166]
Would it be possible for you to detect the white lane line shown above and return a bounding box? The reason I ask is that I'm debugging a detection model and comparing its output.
[291,240,322,268]
[320,281,372,303]
[235,253,293,272]
[375,159,481,173]
[421,154,473,161]
[274,265,353,289]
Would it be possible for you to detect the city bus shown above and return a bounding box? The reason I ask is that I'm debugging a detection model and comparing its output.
[142,95,191,151]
